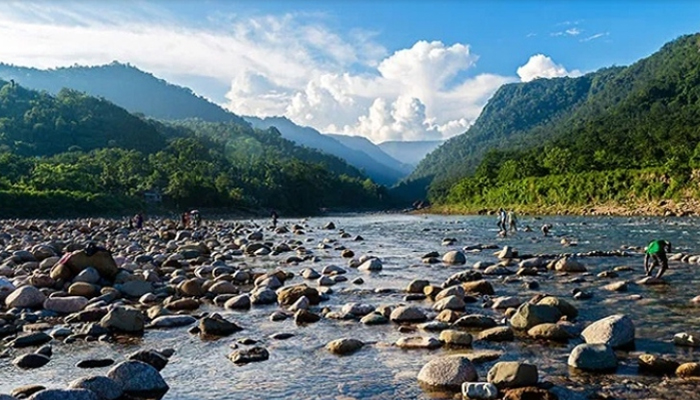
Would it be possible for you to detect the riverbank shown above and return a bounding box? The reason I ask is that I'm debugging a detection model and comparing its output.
[423,197,700,217]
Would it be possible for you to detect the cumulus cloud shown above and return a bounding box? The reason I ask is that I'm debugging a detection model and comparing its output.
[0,2,551,142]
[516,54,582,82]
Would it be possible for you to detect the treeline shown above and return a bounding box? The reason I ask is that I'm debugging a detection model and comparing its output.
[0,81,388,217]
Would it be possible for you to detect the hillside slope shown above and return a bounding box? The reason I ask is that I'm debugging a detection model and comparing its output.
[327,134,412,175]
[378,140,443,167]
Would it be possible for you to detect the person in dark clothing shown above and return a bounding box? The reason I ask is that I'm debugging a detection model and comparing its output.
[644,239,672,278]
[134,213,144,229]
[271,210,279,228]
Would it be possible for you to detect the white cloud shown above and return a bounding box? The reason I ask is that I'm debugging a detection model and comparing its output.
[565,28,582,36]
[581,32,610,42]
[516,54,583,82]
[0,2,558,142]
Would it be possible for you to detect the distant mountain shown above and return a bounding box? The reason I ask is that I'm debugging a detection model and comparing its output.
[378,140,443,167]
[326,134,413,175]
[244,116,407,185]
[0,62,246,124]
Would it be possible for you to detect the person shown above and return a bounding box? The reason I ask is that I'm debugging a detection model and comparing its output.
[644,239,672,278]
[497,208,507,235]
[181,212,190,228]
[271,210,279,229]
[541,223,552,237]
[507,210,518,232]
[190,210,201,227]
[134,213,144,229]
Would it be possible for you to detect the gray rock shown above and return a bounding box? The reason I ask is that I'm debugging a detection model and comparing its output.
[417,355,477,389]
[107,361,169,396]
[442,251,467,265]
[567,343,618,371]
[100,307,145,333]
[43,296,88,314]
[581,314,635,348]
[5,286,46,309]
[13,353,50,369]
[390,306,427,323]
[357,258,382,272]
[360,312,388,325]
[433,295,466,311]
[453,314,497,329]
[117,281,154,298]
[127,349,169,371]
[486,361,538,389]
[439,330,472,346]
[228,346,269,364]
[462,382,498,400]
[509,303,562,330]
[225,294,251,310]
[69,376,123,400]
[674,332,700,347]
[395,336,441,349]
[73,267,101,284]
[326,338,364,355]
[27,389,98,400]
[149,315,197,328]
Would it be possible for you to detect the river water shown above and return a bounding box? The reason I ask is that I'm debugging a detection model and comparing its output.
[2,214,700,399]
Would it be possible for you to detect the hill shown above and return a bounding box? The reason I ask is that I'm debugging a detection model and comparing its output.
[378,140,443,167]
[244,116,408,185]
[326,134,412,175]
[0,62,246,124]
[0,80,388,216]
[437,33,700,212]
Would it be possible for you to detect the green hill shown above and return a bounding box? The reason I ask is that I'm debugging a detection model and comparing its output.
[435,33,700,212]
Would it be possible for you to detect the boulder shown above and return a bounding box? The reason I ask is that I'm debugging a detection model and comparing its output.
[462,382,498,400]
[477,327,514,342]
[5,286,45,309]
[509,303,562,330]
[326,338,364,355]
[395,336,441,349]
[277,285,320,306]
[442,251,466,265]
[68,282,100,298]
[406,279,430,293]
[27,389,98,400]
[536,296,578,320]
[581,314,635,348]
[567,343,617,371]
[491,296,521,309]
[673,332,700,347]
[503,387,559,400]
[225,294,251,310]
[127,349,169,371]
[69,376,123,400]
[199,315,242,336]
[527,323,572,342]
[228,346,269,364]
[149,315,197,328]
[117,281,153,298]
[357,258,383,272]
[439,330,472,346]
[638,354,680,375]
[433,295,466,312]
[554,257,586,272]
[57,249,119,280]
[676,362,700,377]
[13,353,50,369]
[43,296,88,314]
[453,314,497,329]
[100,307,145,333]
[10,332,52,348]
[107,361,169,396]
[486,362,538,389]
[417,355,477,389]
[390,306,427,323]
[461,280,495,295]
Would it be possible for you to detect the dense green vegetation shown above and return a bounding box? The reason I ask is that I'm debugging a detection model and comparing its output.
[417,33,700,210]
[0,80,388,217]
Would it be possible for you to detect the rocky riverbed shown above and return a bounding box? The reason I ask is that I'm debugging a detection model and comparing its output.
[1,214,700,400]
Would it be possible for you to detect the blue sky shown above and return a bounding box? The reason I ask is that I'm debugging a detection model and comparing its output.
[0,0,698,142]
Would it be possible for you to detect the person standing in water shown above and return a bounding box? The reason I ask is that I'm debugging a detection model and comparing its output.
[497,208,507,235]
[507,210,518,233]
[644,239,672,278]
[271,210,279,229]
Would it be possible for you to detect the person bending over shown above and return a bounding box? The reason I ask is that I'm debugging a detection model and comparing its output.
[644,239,672,278]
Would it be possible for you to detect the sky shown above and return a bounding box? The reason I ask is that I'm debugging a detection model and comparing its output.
[1,0,699,143]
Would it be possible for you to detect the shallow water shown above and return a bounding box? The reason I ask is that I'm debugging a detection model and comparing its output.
[3,214,700,399]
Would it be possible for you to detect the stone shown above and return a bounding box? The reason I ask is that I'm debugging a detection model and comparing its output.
[418,321,450,332]
[390,306,427,323]
[300,268,321,279]
[288,296,310,312]
[406,279,430,293]
[417,355,477,389]
[13,353,50,369]
[277,285,320,306]
[637,276,667,285]
[603,281,628,292]
[439,329,472,346]
[43,296,88,314]
[177,279,204,296]
[435,309,462,323]
[674,332,700,347]
[461,280,495,295]
[208,281,238,295]
[395,336,441,349]
[294,309,320,324]
[27,389,98,400]
[567,343,617,371]
[250,288,277,305]
[581,314,635,348]
[149,315,197,328]
[117,280,153,298]
[487,362,538,389]
[360,312,388,325]
[326,338,364,355]
[676,362,700,377]
[199,315,242,336]
[107,361,169,396]
[10,332,52,348]
[453,314,497,329]
[638,353,679,375]
[225,294,251,310]
[527,323,572,341]
[491,296,521,309]
[127,349,169,371]
[100,307,145,333]
[554,257,586,272]
[5,286,45,309]
[68,282,100,298]
[357,258,383,272]
[59,249,119,280]
[502,387,559,400]
[73,267,101,284]
[228,346,269,364]
[536,296,578,320]
[462,382,498,399]
[442,251,467,265]
[477,327,514,342]
[341,303,375,316]
[509,303,562,330]
[433,295,466,311]
[69,376,123,400]
[76,359,115,368]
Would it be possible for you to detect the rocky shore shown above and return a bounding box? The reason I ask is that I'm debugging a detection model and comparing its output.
[0,216,699,399]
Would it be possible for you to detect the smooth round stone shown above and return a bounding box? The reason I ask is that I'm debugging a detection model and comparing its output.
[417,355,477,389]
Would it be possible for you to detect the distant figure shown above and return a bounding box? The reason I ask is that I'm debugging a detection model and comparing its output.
[497,208,507,236]
[523,225,533,232]
[10,79,15,88]
[507,210,518,232]
[190,210,201,227]
[644,239,672,278]
[541,223,552,237]
[271,210,279,229]
[181,212,190,228]
[134,213,144,229]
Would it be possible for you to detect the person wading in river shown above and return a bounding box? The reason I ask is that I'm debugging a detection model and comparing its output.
[644,239,672,278]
